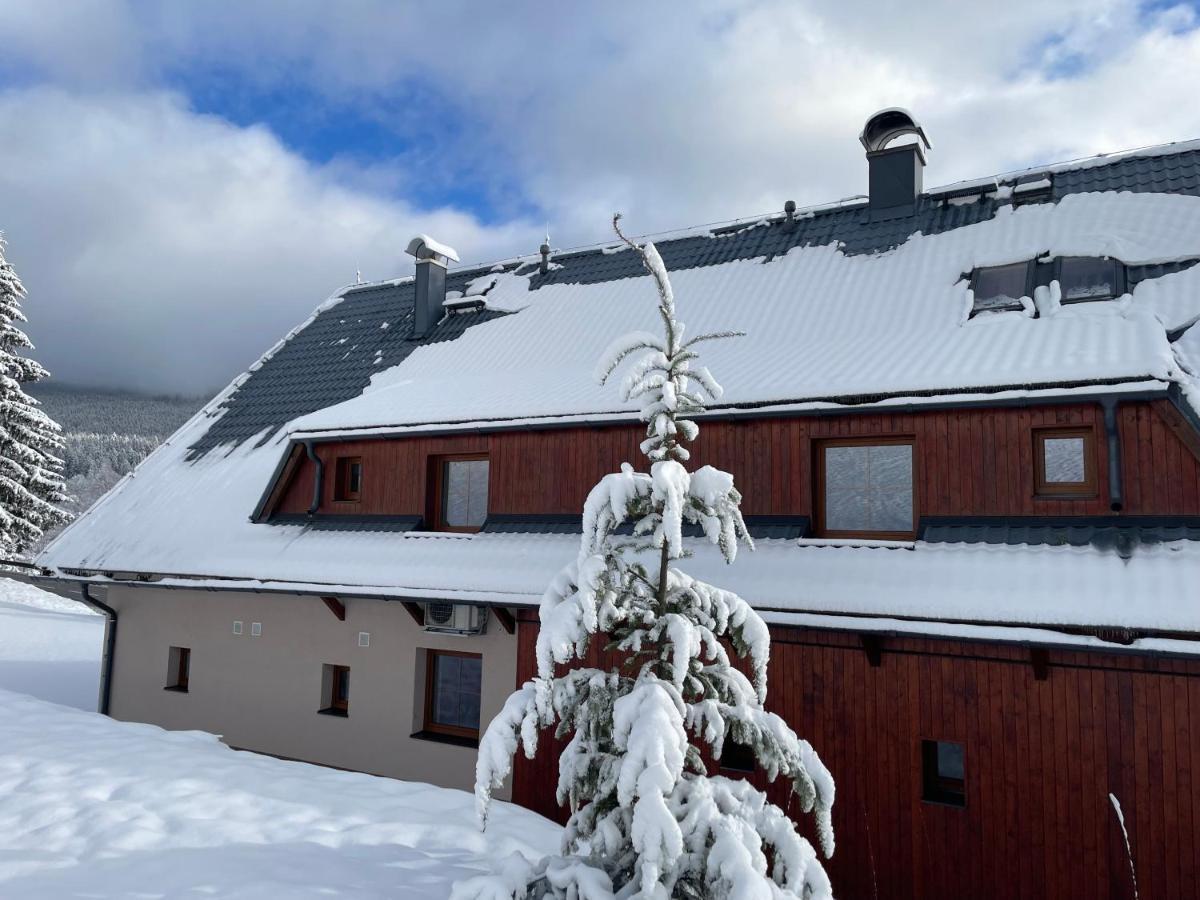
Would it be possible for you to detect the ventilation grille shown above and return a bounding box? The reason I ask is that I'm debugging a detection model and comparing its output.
[428,602,455,625]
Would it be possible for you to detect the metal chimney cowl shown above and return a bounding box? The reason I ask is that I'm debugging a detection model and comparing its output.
[860,108,931,217]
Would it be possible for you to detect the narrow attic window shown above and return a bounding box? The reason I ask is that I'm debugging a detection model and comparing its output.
[969,262,1031,316]
[816,438,915,539]
[922,739,966,807]
[1058,257,1123,303]
[334,456,362,502]
[1034,427,1096,497]
[433,455,489,532]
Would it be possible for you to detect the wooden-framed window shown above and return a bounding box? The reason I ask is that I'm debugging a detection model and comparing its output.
[1033,427,1096,497]
[334,456,363,502]
[320,664,350,716]
[424,649,483,740]
[431,454,489,532]
[165,646,190,692]
[815,437,915,539]
[922,739,966,807]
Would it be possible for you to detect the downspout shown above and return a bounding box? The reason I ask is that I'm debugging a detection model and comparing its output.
[77,583,117,716]
[304,440,325,516]
[1101,397,1124,512]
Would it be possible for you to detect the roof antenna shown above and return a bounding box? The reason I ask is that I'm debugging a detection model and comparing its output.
[539,228,552,275]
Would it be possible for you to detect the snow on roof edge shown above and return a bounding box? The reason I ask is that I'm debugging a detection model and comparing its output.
[38,570,1200,652]
[283,379,1170,444]
[762,611,1200,657]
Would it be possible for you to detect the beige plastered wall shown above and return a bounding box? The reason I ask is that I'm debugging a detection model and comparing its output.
[104,585,517,798]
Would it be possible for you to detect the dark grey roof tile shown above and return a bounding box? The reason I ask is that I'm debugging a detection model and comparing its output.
[189,146,1200,457]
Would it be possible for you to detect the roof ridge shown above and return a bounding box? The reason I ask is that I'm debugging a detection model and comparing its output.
[343,137,1200,293]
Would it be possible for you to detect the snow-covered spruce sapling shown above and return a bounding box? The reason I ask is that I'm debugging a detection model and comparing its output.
[0,235,68,555]
[455,216,835,900]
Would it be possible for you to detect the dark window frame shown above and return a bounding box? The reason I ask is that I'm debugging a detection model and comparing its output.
[430,453,490,533]
[1033,426,1097,498]
[968,261,1035,315]
[165,646,190,692]
[1054,256,1125,304]
[814,436,917,540]
[320,663,350,717]
[333,456,363,502]
[718,739,757,775]
[423,648,483,741]
[922,739,966,807]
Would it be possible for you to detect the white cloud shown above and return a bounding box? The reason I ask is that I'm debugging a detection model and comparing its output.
[0,88,532,394]
[1,1,1199,392]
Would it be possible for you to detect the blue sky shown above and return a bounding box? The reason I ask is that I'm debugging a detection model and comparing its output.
[0,0,1198,393]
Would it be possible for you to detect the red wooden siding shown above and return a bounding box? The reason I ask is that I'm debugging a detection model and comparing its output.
[510,613,1200,900]
[273,401,1200,520]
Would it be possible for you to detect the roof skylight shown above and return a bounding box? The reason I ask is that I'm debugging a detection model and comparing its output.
[1058,257,1124,304]
[969,261,1031,316]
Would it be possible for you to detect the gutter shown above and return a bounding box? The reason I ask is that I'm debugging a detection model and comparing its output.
[304,440,324,516]
[76,583,117,716]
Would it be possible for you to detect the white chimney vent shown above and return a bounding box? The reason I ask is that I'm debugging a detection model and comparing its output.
[405,234,460,265]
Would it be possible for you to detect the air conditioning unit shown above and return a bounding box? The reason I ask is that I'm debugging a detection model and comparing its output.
[423,602,488,636]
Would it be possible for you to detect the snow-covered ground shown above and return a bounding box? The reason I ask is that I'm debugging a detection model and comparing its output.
[0,579,560,898]
[0,576,104,709]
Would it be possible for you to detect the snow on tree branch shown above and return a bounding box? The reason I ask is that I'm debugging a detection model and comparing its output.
[0,234,69,555]
[457,216,835,900]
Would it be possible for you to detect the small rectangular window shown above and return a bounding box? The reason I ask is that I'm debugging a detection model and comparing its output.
[922,739,965,807]
[719,739,756,774]
[970,262,1031,315]
[817,439,915,538]
[1034,427,1096,497]
[334,456,363,502]
[166,646,190,692]
[1058,257,1122,303]
[425,650,483,740]
[434,455,489,531]
[320,664,350,716]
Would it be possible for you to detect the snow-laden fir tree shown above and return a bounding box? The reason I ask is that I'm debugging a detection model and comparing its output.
[0,235,69,554]
[454,217,835,900]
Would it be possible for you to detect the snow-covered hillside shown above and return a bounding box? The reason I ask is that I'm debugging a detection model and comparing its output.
[0,580,561,898]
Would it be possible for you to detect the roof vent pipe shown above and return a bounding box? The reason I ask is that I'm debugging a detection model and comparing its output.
[784,200,797,230]
[860,108,931,217]
[539,240,551,274]
[405,235,460,339]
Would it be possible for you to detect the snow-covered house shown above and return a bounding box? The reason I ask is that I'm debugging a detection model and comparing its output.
[34,110,1200,898]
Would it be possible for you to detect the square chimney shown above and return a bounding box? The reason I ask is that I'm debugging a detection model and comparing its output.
[405,234,460,339]
[860,108,931,218]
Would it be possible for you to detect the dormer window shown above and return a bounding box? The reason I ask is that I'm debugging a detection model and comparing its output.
[432,455,489,532]
[1057,257,1123,303]
[969,262,1032,316]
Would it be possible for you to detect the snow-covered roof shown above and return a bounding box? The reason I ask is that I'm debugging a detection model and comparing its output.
[37,528,1200,636]
[37,139,1200,637]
